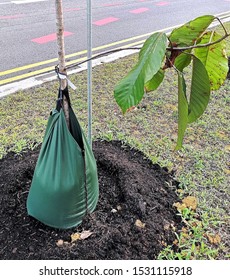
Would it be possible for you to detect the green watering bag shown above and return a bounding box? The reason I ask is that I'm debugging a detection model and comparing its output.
[27,87,99,229]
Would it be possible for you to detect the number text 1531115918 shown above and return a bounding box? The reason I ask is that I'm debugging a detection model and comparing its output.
[133,266,193,276]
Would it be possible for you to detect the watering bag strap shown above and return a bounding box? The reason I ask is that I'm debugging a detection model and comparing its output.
[55,66,77,91]
[56,87,72,112]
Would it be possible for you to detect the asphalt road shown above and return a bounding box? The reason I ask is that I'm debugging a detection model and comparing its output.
[0,0,230,85]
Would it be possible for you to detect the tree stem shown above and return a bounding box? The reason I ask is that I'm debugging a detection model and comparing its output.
[55,0,69,129]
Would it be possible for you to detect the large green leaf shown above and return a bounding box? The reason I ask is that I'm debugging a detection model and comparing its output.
[114,32,167,113]
[188,56,210,123]
[145,69,165,92]
[175,73,188,150]
[194,31,228,90]
[138,33,167,83]
[174,52,192,71]
[169,15,215,47]
[114,67,145,114]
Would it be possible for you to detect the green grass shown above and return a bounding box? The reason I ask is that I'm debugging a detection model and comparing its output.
[0,22,229,260]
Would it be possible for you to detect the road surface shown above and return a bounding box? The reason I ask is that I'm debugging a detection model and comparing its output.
[0,0,230,86]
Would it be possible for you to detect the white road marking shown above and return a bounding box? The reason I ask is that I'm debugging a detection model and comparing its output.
[11,0,47,4]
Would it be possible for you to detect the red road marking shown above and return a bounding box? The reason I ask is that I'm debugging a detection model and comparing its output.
[155,1,170,6]
[93,17,119,26]
[0,14,24,19]
[130,7,149,14]
[31,31,73,44]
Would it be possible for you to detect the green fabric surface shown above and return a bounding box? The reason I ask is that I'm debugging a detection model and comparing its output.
[27,105,99,229]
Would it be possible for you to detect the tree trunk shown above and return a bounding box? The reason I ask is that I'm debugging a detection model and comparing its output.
[55,0,69,129]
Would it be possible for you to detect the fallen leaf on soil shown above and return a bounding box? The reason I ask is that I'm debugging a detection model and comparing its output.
[71,233,81,242]
[182,196,198,210]
[80,231,93,240]
[126,106,137,113]
[224,145,230,152]
[173,239,178,245]
[205,233,221,244]
[70,231,93,242]
[135,219,145,229]
[173,202,187,211]
[181,227,188,233]
[56,239,64,247]
[173,196,197,211]
[224,169,230,175]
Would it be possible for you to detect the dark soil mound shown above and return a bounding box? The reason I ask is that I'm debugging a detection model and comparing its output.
[0,140,182,260]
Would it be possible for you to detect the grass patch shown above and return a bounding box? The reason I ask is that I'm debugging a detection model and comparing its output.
[0,22,229,259]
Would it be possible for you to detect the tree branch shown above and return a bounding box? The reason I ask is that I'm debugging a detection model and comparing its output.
[166,32,230,51]
[65,32,229,71]
[63,20,229,72]
[215,16,228,36]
